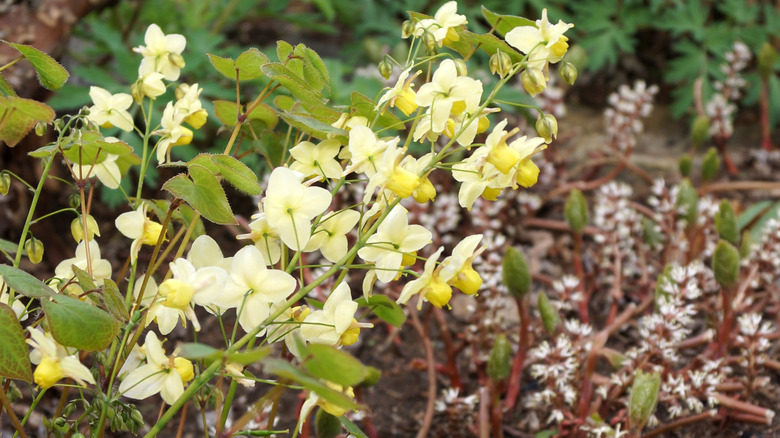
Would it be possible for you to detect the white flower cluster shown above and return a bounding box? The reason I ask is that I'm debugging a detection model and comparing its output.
[526,335,583,424]
[707,41,751,139]
[604,81,658,151]
[747,217,780,286]
[660,359,726,419]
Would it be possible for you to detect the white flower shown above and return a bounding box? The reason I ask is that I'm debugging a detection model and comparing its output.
[263,167,331,251]
[0,276,27,320]
[155,258,227,333]
[115,203,164,264]
[87,86,134,132]
[54,239,112,287]
[305,209,361,263]
[75,152,121,189]
[154,102,192,164]
[237,212,282,265]
[118,332,194,404]
[134,24,186,81]
[415,59,482,134]
[290,139,343,181]
[301,283,368,346]
[413,1,467,46]
[27,327,95,388]
[505,9,573,71]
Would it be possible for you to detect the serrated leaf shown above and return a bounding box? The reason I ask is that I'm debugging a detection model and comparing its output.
[71,266,101,305]
[278,110,345,141]
[276,40,295,64]
[460,31,524,63]
[208,53,239,80]
[235,48,270,80]
[101,279,129,322]
[188,153,262,195]
[0,264,53,298]
[0,74,16,97]
[304,344,368,387]
[214,100,240,126]
[263,63,325,104]
[162,166,236,225]
[297,45,330,92]
[3,41,69,90]
[0,96,55,147]
[43,294,118,351]
[355,294,405,327]
[481,7,535,37]
[350,92,403,132]
[246,103,278,130]
[0,303,32,382]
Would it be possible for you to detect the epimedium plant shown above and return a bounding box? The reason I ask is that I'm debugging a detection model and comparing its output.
[0,2,576,437]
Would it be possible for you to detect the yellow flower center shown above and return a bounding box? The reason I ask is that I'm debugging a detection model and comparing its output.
[515,159,541,188]
[487,143,520,174]
[425,277,453,308]
[549,36,569,58]
[401,251,417,267]
[160,279,195,309]
[443,27,461,45]
[184,109,208,130]
[413,178,437,203]
[395,87,418,116]
[481,187,502,201]
[451,265,482,295]
[173,357,194,383]
[477,116,490,134]
[386,167,421,199]
[173,127,194,146]
[141,220,164,246]
[339,319,361,346]
[34,356,64,389]
[450,100,467,116]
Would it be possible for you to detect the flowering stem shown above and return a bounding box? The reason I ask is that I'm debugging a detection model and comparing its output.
[408,300,436,438]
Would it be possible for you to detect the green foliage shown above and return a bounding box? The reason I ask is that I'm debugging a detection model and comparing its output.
[503,246,532,298]
[0,96,55,147]
[0,303,33,382]
[355,294,406,327]
[2,41,69,90]
[43,294,119,351]
[487,334,512,380]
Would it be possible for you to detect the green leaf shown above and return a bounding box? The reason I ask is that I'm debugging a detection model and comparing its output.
[277,110,344,141]
[748,201,780,242]
[304,344,368,387]
[355,294,405,327]
[0,238,19,256]
[0,96,55,147]
[43,294,119,351]
[460,31,525,63]
[208,53,239,80]
[0,74,16,97]
[71,266,101,306]
[214,100,240,126]
[178,342,221,360]
[3,41,69,90]
[162,165,236,225]
[480,7,535,37]
[0,303,32,382]
[338,417,368,438]
[235,49,270,80]
[0,264,53,298]
[226,346,272,365]
[187,154,262,196]
[101,279,129,323]
[264,359,359,411]
[263,63,325,104]
[737,200,772,231]
[315,409,342,438]
[350,92,403,132]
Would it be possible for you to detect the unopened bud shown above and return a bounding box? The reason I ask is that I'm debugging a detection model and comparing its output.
[713,240,740,288]
[422,31,437,52]
[0,172,10,196]
[628,370,660,436]
[71,215,101,243]
[401,20,416,39]
[489,52,513,78]
[691,115,710,147]
[454,59,468,76]
[678,154,692,177]
[503,246,531,298]
[520,68,546,96]
[641,217,663,247]
[740,230,753,258]
[130,82,143,104]
[702,147,720,182]
[130,408,144,427]
[378,58,394,80]
[537,292,559,335]
[675,179,698,225]
[62,401,77,417]
[34,121,47,136]
[487,334,512,381]
[535,114,558,144]
[564,188,588,234]
[600,347,627,369]
[758,42,777,79]
[560,61,577,85]
[715,200,739,245]
[25,237,44,264]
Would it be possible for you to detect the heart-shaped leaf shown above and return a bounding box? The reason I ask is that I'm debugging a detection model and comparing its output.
[0,303,32,382]
[43,294,119,351]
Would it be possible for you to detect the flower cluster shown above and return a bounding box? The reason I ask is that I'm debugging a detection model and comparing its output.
[604,80,658,151]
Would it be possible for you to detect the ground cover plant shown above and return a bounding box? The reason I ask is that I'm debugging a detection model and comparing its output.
[1,1,780,437]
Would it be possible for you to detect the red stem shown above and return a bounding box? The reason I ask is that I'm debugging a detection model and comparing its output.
[761,76,772,151]
[503,296,529,411]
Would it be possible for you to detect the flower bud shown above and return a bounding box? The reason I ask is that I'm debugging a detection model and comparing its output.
[691,115,710,148]
[401,20,416,39]
[503,246,531,298]
[71,214,101,243]
[713,240,740,288]
[174,357,195,382]
[537,291,559,335]
[63,401,77,417]
[68,192,81,209]
[600,347,627,369]
[740,230,753,258]
[715,200,739,245]
[378,58,394,80]
[678,153,692,177]
[0,172,10,196]
[25,236,44,264]
[702,147,720,182]
[560,61,577,85]
[758,42,777,79]
[489,51,513,78]
[487,334,512,381]
[520,68,546,96]
[564,189,588,234]
[34,121,47,136]
[130,408,144,427]
[422,31,437,52]
[628,370,660,436]
[675,178,698,225]
[454,59,468,76]
[535,114,558,144]
[641,217,663,247]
